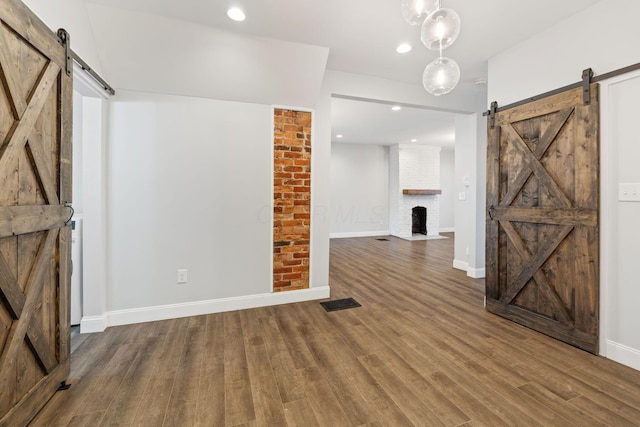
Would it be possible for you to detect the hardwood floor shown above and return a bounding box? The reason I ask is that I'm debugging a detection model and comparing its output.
[31,234,640,426]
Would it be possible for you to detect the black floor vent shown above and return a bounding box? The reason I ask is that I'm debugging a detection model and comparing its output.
[376,238,390,241]
[320,298,361,312]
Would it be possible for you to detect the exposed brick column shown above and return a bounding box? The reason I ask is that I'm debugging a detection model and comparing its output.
[273,109,311,291]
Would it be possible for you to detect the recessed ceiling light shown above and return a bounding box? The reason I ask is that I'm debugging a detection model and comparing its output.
[396,43,412,54]
[227,7,246,21]
[336,134,343,138]
[411,139,417,142]
[391,106,402,111]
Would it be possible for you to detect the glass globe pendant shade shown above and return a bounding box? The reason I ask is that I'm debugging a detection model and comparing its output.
[423,56,460,96]
[401,0,439,25]
[421,8,461,51]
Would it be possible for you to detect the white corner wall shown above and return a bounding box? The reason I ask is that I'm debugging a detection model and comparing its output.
[487,0,640,370]
[439,149,455,231]
[330,143,389,238]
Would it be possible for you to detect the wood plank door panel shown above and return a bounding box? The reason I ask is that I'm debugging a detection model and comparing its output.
[486,85,599,354]
[0,0,72,425]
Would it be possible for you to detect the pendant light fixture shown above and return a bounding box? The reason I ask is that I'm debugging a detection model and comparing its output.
[420,7,461,51]
[401,0,462,96]
[423,56,460,96]
[400,0,439,26]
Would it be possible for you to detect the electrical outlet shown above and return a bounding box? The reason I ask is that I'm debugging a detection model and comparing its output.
[177,269,188,284]
[458,191,466,201]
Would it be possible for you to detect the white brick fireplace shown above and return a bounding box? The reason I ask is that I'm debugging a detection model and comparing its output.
[389,145,441,240]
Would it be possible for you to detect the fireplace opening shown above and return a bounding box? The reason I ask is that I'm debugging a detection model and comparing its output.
[412,206,427,235]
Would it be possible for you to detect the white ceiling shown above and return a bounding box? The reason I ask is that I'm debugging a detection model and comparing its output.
[83,3,329,107]
[84,0,600,85]
[331,97,457,148]
[83,0,602,146]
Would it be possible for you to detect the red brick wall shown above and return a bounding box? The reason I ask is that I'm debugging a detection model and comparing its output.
[273,109,311,292]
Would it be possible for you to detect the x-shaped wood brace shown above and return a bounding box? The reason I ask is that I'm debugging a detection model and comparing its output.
[500,221,574,323]
[500,108,575,208]
[0,58,61,205]
[0,229,60,376]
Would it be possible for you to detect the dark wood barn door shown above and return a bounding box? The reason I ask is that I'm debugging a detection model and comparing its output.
[486,85,599,354]
[0,0,73,425]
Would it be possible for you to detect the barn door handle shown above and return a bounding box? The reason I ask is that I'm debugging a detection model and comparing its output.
[488,205,495,221]
[64,202,74,225]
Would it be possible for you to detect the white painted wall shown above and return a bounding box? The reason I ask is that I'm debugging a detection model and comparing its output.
[488,0,640,108]
[439,149,455,231]
[311,82,332,292]
[454,115,477,271]
[106,90,272,310]
[487,0,640,369]
[607,76,640,351]
[79,95,108,333]
[329,143,389,237]
[453,111,486,279]
[601,72,640,370]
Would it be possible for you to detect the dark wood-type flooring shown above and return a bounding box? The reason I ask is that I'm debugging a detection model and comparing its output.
[31,234,640,426]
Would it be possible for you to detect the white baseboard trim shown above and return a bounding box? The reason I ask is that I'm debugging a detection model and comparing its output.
[453,259,468,272]
[467,267,486,279]
[606,340,640,371]
[453,260,485,278]
[105,286,331,328]
[80,315,107,334]
[330,230,390,239]
[439,227,455,233]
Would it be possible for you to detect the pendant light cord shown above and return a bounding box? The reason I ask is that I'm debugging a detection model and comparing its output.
[438,0,443,58]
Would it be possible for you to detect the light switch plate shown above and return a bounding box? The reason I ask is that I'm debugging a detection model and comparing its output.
[619,183,640,202]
